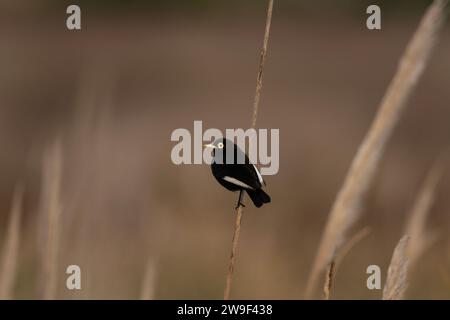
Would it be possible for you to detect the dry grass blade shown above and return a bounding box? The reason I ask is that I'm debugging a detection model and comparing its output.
[383,235,410,300]
[224,197,244,300]
[40,141,63,300]
[405,158,445,264]
[0,185,24,300]
[323,261,335,300]
[335,227,371,270]
[322,227,370,300]
[251,0,274,129]
[304,0,448,299]
[223,0,274,300]
[140,257,157,300]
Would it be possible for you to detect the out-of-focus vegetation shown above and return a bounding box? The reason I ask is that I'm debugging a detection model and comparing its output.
[0,0,449,300]
[0,0,437,15]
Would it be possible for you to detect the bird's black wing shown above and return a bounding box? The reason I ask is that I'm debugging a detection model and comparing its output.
[213,141,264,190]
[221,163,263,190]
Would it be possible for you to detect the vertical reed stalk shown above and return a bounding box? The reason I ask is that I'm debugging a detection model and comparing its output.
[323,261,335,300]
[140,257,156,300]
[223,0,274,300]
[0,185,24,299]
[40,141,63,300]
[322,227,370,299]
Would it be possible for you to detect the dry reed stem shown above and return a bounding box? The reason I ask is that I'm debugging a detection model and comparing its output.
[251,0,274,129]
[140,257,157,300]
[304,0,448,299]
[383,235,410,300]
[40,141,63,300]
[0,185,24,300]
[323,261,335,300]
[322,227,370,300]
[405,158,445,264]
[224,195,244,300]
[335,227,371,270]
[223,0,274,300]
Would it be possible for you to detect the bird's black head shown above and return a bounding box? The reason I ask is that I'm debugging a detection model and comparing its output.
[204,138,247,165]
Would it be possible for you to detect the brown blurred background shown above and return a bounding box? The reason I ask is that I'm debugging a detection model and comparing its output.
[0,0,449,299]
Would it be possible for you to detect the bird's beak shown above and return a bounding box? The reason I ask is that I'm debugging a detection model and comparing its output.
[204,143,216,149]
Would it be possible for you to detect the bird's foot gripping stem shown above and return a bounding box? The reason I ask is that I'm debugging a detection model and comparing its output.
[235,190,246,209]
[235,201,246,210]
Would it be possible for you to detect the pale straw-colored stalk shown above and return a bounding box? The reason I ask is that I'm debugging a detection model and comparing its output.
[305,0,448,299]
[224,0,274,300]
[140,257,156,300]
[40,141,63,299]
[0,185,24,299]
[322,227,371,299]
[383,235,410,300]
[404,158,445,265]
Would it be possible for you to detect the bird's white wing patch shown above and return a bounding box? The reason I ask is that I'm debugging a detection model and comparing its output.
[222,176,255,190]
[252,164,264,185]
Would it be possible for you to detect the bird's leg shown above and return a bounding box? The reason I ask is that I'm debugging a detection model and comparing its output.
[235,190,246,209]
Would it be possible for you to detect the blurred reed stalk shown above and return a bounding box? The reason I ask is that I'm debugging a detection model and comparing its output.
[0,185,24,299]
[304,0,448,299]
[223,0,274,300]
[140,257,156,300]
[440,263,450,289]
[40,141,63,300]
[323,227,370,300]
[383,235,410,300]
[404,157,446,265]
[323,261,335,300]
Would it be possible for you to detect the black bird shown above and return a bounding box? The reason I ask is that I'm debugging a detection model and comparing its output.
[204,138,271,208]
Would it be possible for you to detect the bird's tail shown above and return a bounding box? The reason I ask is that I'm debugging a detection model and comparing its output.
[246,189,271,208]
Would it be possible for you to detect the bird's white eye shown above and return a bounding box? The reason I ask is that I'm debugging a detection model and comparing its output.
[217,142,224,149]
